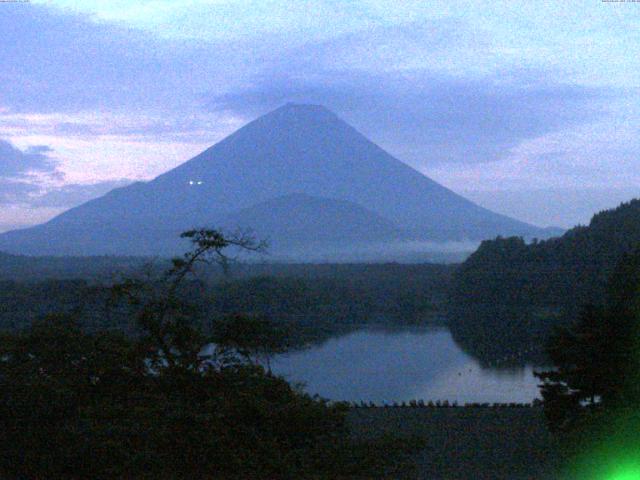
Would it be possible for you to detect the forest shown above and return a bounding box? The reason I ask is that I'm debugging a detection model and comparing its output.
[0,260,454,348]
[449,199,640,364]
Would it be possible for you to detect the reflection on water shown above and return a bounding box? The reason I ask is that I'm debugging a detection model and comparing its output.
[270,327,543,404]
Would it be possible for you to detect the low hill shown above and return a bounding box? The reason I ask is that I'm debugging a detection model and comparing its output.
[448,198,640,364]
[219,193,406,250]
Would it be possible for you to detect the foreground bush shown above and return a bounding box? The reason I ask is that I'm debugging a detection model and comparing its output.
[0,316,353,479]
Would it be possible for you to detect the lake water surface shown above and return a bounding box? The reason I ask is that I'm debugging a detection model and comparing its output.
[270,327,542,404]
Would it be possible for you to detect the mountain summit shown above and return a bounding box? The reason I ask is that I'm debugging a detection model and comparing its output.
[0,104,553,257]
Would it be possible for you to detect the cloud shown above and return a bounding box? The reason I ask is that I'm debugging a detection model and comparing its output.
[198,20,612,166]
[0,179,41,205]
[206,68,606,166]
[0,138,132,208]
[0,140,59,178]
[463,187,640,229]
[30,180,133,208]
[0,175,133,209]
[0,3,620,171]
[0,3,284,114]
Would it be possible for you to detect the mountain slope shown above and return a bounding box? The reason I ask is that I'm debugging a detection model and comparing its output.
[0,103,550,256]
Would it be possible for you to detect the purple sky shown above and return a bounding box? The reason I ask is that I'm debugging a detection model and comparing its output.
[1,1,639,231]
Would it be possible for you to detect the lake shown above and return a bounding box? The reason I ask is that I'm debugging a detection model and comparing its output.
[270,327,543,404]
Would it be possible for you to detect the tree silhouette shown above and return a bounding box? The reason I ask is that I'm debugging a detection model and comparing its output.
[536,248,640,426]
[110,228,266,372]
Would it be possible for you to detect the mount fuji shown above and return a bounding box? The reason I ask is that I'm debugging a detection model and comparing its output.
[0,104,556,257]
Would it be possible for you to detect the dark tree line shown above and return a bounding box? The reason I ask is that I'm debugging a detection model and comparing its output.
[449,199,640,364]
[0,262,453,342]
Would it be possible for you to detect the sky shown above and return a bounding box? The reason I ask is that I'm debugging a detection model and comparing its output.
[0,0,639,231]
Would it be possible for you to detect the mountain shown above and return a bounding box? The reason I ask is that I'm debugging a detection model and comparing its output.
[219,193,406,248]
[0,103,552,257]
[448,198,640,364]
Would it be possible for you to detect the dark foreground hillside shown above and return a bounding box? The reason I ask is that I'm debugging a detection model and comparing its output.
[348,407,560,479]
[449,198,640,364]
